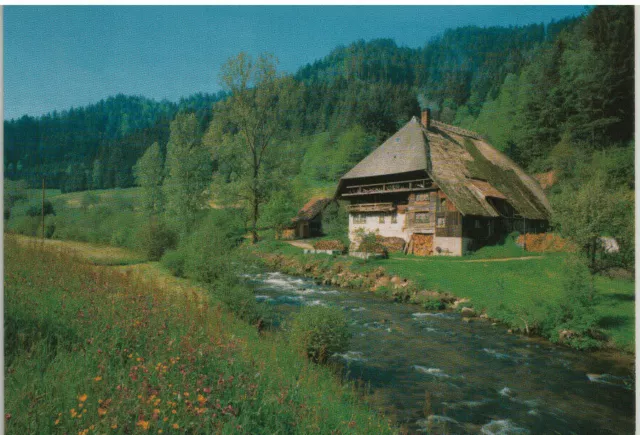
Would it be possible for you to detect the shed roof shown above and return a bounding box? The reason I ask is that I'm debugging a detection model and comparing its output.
[337,118,551,220]
[292,196,332,223]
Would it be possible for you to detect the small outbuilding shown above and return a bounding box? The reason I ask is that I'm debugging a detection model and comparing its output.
[281,196,332,239]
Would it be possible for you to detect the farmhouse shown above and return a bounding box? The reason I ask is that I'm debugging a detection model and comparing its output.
[336,110,551,256]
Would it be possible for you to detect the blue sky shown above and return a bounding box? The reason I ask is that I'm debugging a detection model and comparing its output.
[4,6,587,120]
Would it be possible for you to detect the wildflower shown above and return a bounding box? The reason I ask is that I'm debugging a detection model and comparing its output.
[94,376,102,382]
[197,394,207,405]
[171,410,177,415]
[172,423,179,429]
[70,409,78,418]
[98,408,107,417]
[78,394,88,403]
[136,420,150,431]
[55,419,60,425]
[111,424,118,429]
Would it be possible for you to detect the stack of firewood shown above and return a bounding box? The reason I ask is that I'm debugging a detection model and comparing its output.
[404,233,433,256]
[376,236,405,253]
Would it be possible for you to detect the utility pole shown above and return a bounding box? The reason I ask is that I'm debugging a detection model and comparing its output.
[41,178,45,240]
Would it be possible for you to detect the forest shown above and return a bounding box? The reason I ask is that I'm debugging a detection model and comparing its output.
[4,5,635,272]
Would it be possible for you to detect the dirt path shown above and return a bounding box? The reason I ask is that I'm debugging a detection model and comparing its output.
[462,256,544,263]
[392,254,544,263]
[285,240,315,250]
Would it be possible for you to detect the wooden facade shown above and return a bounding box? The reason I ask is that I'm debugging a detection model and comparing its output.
[336,111,551,256]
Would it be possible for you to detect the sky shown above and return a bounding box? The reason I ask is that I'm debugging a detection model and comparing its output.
[4,6,587,120]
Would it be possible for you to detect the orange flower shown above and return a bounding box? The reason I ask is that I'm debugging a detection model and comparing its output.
[197,395,207,405]
[111,424,118,429]
[136,420,150,431]
[98,408,107,417]
[94,376,102,382]
[78,394,88,403]
[54,419,60,425]
[172,423,179,429]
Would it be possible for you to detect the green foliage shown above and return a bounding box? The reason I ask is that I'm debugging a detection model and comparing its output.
[355,229,388,259]
[5,239,393,434]
[163,113,212,233]
[133,141,164,214]
[26,200,55,217]
[134,219,177,261]
[205,52,299,243]
[258,189,298,232]
[542,255,602,349]
[552,173,633,271]
[422,298,446,311]
[160,249,186,277]
[289,306,350,364]
[211,278,269,325]
[321,200,349,242]
[178,211,247,284]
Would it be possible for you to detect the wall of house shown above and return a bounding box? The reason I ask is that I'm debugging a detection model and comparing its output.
[349,212,408,243]
[432,236,463,256]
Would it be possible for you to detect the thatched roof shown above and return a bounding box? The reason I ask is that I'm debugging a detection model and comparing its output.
[337,117,551,220]
[292,196,332,223]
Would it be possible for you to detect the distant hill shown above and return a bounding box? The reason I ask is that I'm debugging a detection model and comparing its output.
[4,92,225,189]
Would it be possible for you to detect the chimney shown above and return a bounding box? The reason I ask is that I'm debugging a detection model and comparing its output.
[421,108,431,129]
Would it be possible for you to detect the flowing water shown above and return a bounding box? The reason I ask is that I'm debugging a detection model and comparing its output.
[249,271,634,434]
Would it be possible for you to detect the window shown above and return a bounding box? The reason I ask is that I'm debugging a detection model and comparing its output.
[475,219,481,229]
[391,214,398,224]
[415,193,429,202]
[437,217,446,228]
[414,212,430,223]
[440,198,447,210]
[353,214,366,224]
[379,215,385,224]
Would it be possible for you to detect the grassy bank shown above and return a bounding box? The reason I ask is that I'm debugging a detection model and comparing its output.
[255,240,635,353]
[4,236,395,434]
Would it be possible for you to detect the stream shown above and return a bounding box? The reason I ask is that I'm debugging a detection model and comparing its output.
[248,270,634,434]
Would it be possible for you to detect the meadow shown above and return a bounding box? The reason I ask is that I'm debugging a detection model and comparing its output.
[4,236,395,434]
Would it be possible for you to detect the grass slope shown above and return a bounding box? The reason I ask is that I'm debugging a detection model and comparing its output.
[4,236,395,434]
[361,253,635,352]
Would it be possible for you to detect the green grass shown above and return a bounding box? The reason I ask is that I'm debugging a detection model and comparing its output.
[257,239,634,352]
[359,253,634,351]
[4,236,395,434]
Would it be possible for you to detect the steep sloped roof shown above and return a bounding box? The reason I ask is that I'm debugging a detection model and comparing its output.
[341,117,428,179]
[337,118,551,220]
[292,197,332,222]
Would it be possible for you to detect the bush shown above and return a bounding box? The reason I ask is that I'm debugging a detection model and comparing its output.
[289,306,350,364]
[212,279,269,325]
[26,200,55,217]
[165,210,246,283]
[356,230,388,259]
[541,255,602,349]
[160,249,186,277]
[134,219,177,261]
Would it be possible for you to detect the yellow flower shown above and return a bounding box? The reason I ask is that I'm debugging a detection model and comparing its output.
[78,394,88,403]
[137,420,150,431]
[70,409,78,418]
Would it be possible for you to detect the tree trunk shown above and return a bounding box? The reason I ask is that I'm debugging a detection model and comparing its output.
[251,151,259,244]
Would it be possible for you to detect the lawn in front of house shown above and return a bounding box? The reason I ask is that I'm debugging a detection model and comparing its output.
[362,252,635,351]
